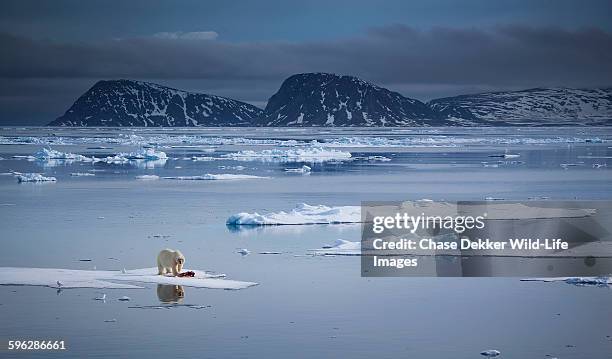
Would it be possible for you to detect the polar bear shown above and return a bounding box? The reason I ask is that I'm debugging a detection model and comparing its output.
[157,249,185,276]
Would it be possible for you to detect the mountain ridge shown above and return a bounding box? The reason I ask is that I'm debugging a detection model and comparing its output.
[49,79,263,127]
[48,75,612,127]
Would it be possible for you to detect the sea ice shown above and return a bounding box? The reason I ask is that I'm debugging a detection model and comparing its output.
[163,174,268,180]
[224,147,352,163]
[521,276,611,286]
[285,165,312,173]
[33,148,95,163]
[480,349,501,357]
[310,239,361,256]
[226,203,361,226]
[17,173,57,183]
[0,267,257,290]
[70,172,95,177]
[135,175,160,180]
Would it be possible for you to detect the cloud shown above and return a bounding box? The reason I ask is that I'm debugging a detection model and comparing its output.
[1,25,610,88]
[152,31,218,40]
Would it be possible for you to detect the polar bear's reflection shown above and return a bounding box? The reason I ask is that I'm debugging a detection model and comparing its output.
[156,284,185,303]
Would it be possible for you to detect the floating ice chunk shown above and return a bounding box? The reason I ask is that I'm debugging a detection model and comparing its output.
[285,165,311,173]
[224,147,351,163]
[226,203,361,226]
[17,173,57,183]
[94,294,106,301]
[70,172,95,177]
[33,148,95,163]
[480,349,501,357]
[104,319,117,323]
[190,156,216,161]
[237,248,250,256]
[118,296,131,301]
[521,276,611,286]
[0,267,257,290]
[124,148,167,160]
[163,174,268,181]
[135,175,160,180]
[310,239,361,256]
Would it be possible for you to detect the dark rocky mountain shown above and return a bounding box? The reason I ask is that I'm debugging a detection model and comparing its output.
[49,76,612,127]
[261,73,447,126]
[429,88,612,126]
[49,80,263,126]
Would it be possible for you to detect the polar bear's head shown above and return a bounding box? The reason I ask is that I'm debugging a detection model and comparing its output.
[174,250,185,265]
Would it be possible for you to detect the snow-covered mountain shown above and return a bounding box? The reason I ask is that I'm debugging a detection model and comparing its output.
[429,88,612,126]
[261,73,447,126]
[49,80,263,127]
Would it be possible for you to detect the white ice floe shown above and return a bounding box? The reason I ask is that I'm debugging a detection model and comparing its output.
[118,296,131,301]
[17,173,57,183]
[226,203,361,226]
[236,248,251,256]
[163,174,268,181]
[33,148,95,163]
[310,239,361,256]
[285,165,312,173]
[480,349,501,357]
[0,267,257,290]
[70,172,95,177]
[135,175,160,180]
[224,147,352,163]
[521,276,611,286]
[122,148,167,160]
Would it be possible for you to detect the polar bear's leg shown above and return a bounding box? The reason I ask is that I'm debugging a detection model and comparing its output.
[171,264,180,276]
[158,264,164,275]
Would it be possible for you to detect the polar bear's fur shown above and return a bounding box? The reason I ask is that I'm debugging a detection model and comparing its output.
[157,249,185,276]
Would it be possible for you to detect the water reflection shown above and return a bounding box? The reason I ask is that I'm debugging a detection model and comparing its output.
[156,284,185,303]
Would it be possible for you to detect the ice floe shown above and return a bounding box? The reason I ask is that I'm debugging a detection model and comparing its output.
[310,239,361,256]
[480,349,501,357]
[226,203,361,226]
[135,175,160,180]
[521,276,611,287]
[162,174,268,181]
[70,172,95,177]
[285,165,312,173]
[17,173,57,183]
[224,147,352,163]
[0,267,258,290]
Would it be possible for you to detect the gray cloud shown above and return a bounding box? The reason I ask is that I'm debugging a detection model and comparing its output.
[1,25,611,124]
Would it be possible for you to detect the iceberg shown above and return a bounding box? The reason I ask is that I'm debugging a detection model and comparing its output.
[17,173,57,182]
[0,267,258,290]
[226,203,361,226]
[224,147,352,163]
[163,174,268,180]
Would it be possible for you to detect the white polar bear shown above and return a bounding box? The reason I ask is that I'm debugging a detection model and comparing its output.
[157,249,185,276]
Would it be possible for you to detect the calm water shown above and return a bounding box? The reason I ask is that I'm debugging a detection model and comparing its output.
[1,127,611,358]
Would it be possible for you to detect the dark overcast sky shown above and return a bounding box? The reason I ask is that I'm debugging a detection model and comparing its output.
[1,0,612,125]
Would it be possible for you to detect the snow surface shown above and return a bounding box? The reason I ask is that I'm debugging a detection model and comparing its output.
[226,203,361,225]
[162,174,268,180]
[17,173,57,182]
[224,147,352,163]
[0,267,258,290]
